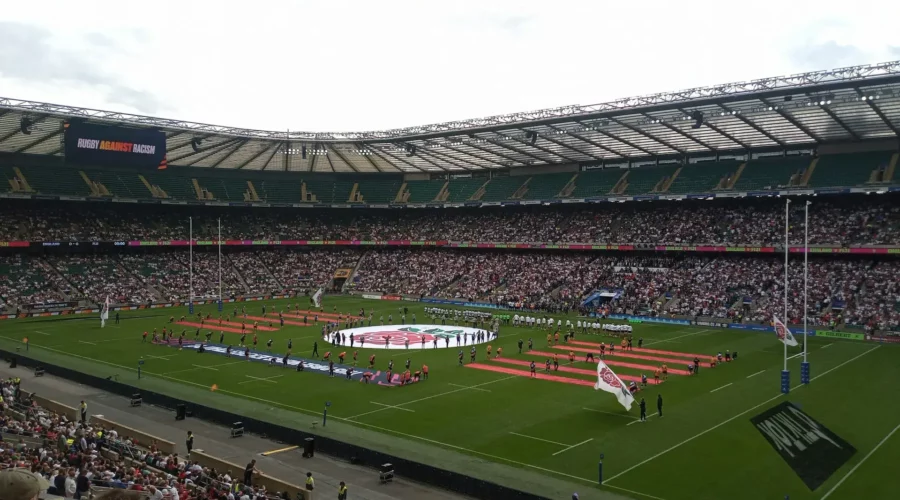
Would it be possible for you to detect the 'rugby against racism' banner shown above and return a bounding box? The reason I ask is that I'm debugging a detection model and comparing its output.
[593,360,635,411]
[64,121,168,169]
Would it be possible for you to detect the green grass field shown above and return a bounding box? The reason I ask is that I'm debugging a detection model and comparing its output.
[1,296,898,500]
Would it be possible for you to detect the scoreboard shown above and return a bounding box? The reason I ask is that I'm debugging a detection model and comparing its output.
[64,121,168,169]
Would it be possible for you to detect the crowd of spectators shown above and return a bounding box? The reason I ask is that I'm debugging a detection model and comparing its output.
[0,379,285,500]
[46,255,156,305]
[0,255,65,308]
[260,249,360,292]
[3,196,898,246]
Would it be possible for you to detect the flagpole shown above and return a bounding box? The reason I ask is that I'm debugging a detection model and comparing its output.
[189,216,194,315]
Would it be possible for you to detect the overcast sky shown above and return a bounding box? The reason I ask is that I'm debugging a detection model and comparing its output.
[2,0,899,133]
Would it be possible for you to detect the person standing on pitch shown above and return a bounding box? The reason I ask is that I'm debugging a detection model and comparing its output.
[657,394,663,418]
[639,397,647,422]
[186,431,194,456]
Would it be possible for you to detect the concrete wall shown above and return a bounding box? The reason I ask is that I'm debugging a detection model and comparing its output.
[190,449,310,500]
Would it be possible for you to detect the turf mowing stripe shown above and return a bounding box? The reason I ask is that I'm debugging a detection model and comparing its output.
[745,369,765,378]
[604,345,882,484]
[465,363,594,386]
[644,329,714,345]
[525,350,690,376]
[551,438,594,456]
[550,345,697,366]
[567,339,709,359]
[820,420,900,500]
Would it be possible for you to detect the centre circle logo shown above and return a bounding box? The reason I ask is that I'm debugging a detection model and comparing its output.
[335,324,493,350]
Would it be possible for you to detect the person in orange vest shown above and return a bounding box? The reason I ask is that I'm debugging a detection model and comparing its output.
[338,351,346,363]
[654,367,661,384]
[323,351,331,361]
[568,351,575,364]
[662,364,668,380]
[422,364,429,380]
[486,344,492,357]
[496,347,503,358]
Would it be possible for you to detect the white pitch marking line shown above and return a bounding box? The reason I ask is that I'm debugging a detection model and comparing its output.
[193,364,218,371]
[626,413,659,426]
[820,343,833,349]
[144,354,175,360]
[78,340,97,345]
[448,383,491,392]
[551,438,594,456]
[369,401,415,413]
[820,421,900,500]
[604,345,880,484]
[786,351,805,360]
[33,330,51,336]
[709,382,733,393]
[746,370,765,379]
[643,330,711,346]
[582,407,636,419]
[509,432,570,447]
[238,374,283,384]
[346,375,517,420]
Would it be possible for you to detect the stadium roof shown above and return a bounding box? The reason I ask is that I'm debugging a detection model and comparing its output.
[3,61,900,173]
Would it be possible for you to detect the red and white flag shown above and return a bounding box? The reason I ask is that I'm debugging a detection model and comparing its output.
[593,360,635,411]
[774,316,799,347]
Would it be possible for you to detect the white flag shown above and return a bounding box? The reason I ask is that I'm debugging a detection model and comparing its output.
[774,316,799,347]
[311,287,324,308]
[593,360,635,411]
[100,296,110,328]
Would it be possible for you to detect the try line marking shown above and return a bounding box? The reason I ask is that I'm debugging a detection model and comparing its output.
[604,345,881,484]
[820,421,900,499]
[746,370,765,379]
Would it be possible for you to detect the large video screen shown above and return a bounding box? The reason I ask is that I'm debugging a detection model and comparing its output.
[64,121,167,169]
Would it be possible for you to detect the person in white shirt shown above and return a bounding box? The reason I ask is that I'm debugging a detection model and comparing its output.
[64,469,77,499]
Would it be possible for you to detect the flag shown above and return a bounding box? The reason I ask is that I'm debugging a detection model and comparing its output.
[311,287,324,308]
[774,316,799,347]
[100,296,110,328]
[593,360,635,411]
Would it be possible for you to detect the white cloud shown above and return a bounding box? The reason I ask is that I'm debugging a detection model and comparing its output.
[1,0,898,132]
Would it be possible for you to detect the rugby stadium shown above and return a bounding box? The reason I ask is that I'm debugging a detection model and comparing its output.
[0,60,899,500]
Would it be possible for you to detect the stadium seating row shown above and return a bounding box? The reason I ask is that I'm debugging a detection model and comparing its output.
[1,250,897,333]
[0,196,897,246]
[3,151,897,203]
